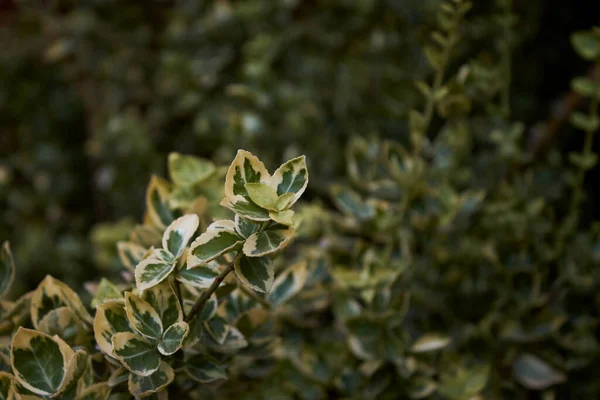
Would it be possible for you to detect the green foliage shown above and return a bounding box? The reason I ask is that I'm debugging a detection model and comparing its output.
[2,0,600,399]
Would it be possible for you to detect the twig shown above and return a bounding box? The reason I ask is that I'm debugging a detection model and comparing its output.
[184,255,238,323]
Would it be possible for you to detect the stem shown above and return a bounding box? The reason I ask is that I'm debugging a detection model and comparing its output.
[184,255,238,323]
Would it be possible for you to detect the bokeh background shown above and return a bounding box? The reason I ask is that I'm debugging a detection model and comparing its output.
[1,0,599,295]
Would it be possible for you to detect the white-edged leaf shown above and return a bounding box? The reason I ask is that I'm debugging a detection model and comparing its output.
[91,279,123,309]
[204,316,230,345]
[219,197,271,221]
[269,155,308,206]
[141,282,183,329]
[124,293,163,341]
[112,332,160,377]
[234,255,274,294]
[107,367,129,388]
[116,241,147,272]
[158,321,189,356]
[185,354,227,383]
[93,301,133,357]
[176,263,220,289]
[268,261,308,306]
[77,382,111,400]
[242,227,294,257]
[0,242,15,299]
[128,361,174,397]
[162,214,199,259]
[187,220,243,268]
[268,209,295,226]
[224,150,271,205]
[134,257,175,293]
[234,214,259,238]
[410,333,451,353]
[145,175,173,229]
[513,353,566,390]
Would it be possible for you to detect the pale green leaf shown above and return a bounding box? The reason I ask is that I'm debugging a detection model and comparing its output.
[224,150,271,205]
[168,152,216,187]
[112,332,161,377]
[270,155,308,207]
[572,31,600,60]
[410,333,451,353]
[244,183,279,210]
[268,210,295,226]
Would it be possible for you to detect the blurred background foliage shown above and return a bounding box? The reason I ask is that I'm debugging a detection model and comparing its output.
[0,0,598,301]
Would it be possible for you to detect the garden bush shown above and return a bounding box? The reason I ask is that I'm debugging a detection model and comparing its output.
[2,0,600,399]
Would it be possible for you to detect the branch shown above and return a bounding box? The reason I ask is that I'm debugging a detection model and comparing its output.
[184,255,237,323]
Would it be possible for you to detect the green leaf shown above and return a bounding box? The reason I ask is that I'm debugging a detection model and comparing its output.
[158,321,189,356]
[571,77,599,97]
[275,193,296,211]
[37,307,84,343]
[245,183,279,210]
[204,316,230,345]
[187,220,243,267]
[162,214,199,260]
[571,31,600,60]
[134,257,175,293]
[10,327,76,397]
[91,279,123,309]
[145,175,173,229]
[31,275,93,329]
[219,197,271,222]
[242,227,295,257]
[185,354,227,383]
[0,242,15,299]
[439,364,490,399]
[93,301,133,357]
[512,353,565,390]
[141,282,183,330]
[224,150,271,205]
[234,255,274,293]
[124,293,163,341]
[570,111,600,132]
[268,210,295,226]
[78,382,111,400]
[268,261,308,306]
[410,333,450,353]
[116,242,147,272]
[108,367,129,387]
[112,332,161,377]
[168,152,216,187]
[176,263,220,289]
[270,155,308,206]
[234,215,259,238]
[330,185,375,220]
[569,152,598,170]
[128,361,174,397]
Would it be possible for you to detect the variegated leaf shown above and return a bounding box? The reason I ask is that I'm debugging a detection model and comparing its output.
[219,197,271,221]
[134,257,175,293]
[0,242,15,299]
[58,349,88,397]
[0,372,13,400]
[130,225,162,249]
[168,152,216,187]
[112,333,160,377]
[141,283,182,329]
[268,261,308,306]
[107,367,129,388]
[91,279,123,309]
[77,382,111,400]
[93,301,133,357]
[145,175,173,229]
[234,256,274,293]
[212,326,248,353]
[242,227,294,257]
[116,242,147,272]
[4,291,32,327]
[162,214,199,260]
[185,354,227,383]
[224,150,271,205]
[128,361,174,397]
[234,215,259,238]
[10,327,75,397]
[410,333,451,353]
[176,263,219,289]
[158,321,189,356]
[31,276,93,329]
[187,220,243,268]
[124,293,163,341]
[204,316,230,345]
[37,307,84,344]
[270,155,308,206]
